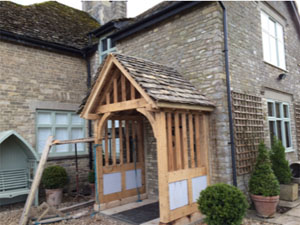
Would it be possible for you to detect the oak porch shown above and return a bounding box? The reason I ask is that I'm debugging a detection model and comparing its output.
[80,53,214,224]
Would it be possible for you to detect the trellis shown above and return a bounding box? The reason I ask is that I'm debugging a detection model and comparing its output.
[80,53,214,224]
[295,103,300,152]
[231,91,264,175]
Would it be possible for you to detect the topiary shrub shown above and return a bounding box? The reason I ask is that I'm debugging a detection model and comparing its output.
[197,183,249,225]
[249,142,280,196]
[270,137,292,184]
[88,170,95,184]
[42,165,68,189]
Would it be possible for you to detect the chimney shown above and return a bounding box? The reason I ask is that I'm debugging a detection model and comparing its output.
[82,1,127,25]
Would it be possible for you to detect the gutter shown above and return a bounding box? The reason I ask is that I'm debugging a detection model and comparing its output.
[218,1,237,187]
[290,1,300,34]
[0,29,84,56]
[109,1,203,42]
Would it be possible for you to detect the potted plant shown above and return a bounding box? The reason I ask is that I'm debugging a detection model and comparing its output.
[249,142,280,218]
[41,165,68,206]
[88,170,95,196]
[197,183,249,225]
[270,137,298,201]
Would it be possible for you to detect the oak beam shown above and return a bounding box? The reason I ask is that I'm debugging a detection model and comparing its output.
[96,98,147,114]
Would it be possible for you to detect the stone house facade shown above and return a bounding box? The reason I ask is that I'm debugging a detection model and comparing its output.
[0,1,100,194]
[85,1,300,195]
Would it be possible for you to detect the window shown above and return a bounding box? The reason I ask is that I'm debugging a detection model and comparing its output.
[261,10,286,69]
[36,111,86,155]
[99,37,116,63]
[267,101,292,151]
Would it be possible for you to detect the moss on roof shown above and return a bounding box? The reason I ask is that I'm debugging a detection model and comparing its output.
[0,1,100,49]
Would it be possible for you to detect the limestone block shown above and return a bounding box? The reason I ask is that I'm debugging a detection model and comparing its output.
[280,183,298,201]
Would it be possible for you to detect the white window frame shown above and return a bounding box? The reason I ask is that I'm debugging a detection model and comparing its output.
[99,37,116,64]
[267,100,292,152]
[36,110,86,156]
[261,10,286,70]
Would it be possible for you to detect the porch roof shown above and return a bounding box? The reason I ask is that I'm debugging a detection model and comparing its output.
[79,53,214,116]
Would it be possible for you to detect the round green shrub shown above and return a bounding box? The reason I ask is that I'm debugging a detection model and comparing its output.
[88,170,95,183]
[42,165,68,189]
[270,137,292,184]
[249,142,280,196]
[197,183,249,225]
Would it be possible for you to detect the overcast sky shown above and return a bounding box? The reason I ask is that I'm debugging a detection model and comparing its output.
[9,0,300,19]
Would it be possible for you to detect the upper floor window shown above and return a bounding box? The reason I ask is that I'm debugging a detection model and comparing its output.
[261,11,286,70]
[99,37,116,63]
[36,110,86,156]
[267,101,292,151]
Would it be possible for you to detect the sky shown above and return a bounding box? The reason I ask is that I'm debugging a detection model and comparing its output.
[8,0,300,18]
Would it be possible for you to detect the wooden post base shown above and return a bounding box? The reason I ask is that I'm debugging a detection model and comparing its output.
[159,212,204,225]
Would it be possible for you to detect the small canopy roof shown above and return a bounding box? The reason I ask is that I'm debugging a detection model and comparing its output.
[0,130,39,160]
[80,53,214,119]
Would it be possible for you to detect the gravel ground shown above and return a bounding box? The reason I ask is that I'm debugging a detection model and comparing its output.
[0,197,278,225]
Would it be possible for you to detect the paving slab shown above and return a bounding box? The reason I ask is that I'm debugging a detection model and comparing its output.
[285,206,300,218]
[279,198,300,208]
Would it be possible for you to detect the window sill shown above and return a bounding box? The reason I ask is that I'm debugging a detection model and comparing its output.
[285,149,294,153]
[263,60,287,73]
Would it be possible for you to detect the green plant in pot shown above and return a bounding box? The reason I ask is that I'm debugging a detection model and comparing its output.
[88,170,95,197]
[42,165,68,206]
[249,142,280,218]
[270,137,298,201]
[197,183,249,225]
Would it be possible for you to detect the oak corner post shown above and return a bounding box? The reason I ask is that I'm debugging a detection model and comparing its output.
[155,111,170,223]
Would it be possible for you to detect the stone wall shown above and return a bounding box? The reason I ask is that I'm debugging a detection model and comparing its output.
[0,40,90,192]
[225,1,300,167]
[117,2,233,186]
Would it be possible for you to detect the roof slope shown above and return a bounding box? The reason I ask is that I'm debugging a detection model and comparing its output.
[113,54,214,106]
[0,1,99,49]
[78,53,214,114]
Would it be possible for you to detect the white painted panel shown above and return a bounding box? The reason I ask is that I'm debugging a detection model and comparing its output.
[103,172,122,195]
[192,176,207,203]
[169,180,188,210]
[126,169,142,190]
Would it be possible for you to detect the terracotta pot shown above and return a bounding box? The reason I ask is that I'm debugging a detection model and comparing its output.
[251,194,279,218]
[89,183,95,197]
[45,188,63,206]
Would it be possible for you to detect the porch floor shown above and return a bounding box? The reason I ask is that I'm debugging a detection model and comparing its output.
[101,199,160,225]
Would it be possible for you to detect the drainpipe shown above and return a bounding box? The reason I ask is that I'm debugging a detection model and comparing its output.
[86,34,93,170]
[219,1,237,187]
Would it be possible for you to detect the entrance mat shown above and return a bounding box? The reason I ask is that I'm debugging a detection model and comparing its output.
[111,202,159,224]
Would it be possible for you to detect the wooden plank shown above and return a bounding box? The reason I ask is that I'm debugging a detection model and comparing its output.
[19,136,53,225]
[189,114,195,168]
[81,55,113,118]
[137,121,143,163]
[181,113,189,169]
[195,114,201,167]
[113,77,118,103]
[121,75,126,101]
[126,120,130,163]
[102,185,146,203]
[95,113,111,204]
[156,111,170,223]
[188,178,193,205]
[105,124,109,166]
[106,93,110,105]
[168,203,198,222]
[136,108,157,138]
[130,84,136,100]
[132,120,137,162]
[112,120,116,165]
[103,162,143,174]
[174,112,182,170]
[52,137,94,145]
[59,200,95,213]
[202,114,210,185]
[157,102,214,112]
[119,120,124,165]
[168,167,207,183]
[167,113,174,171]
[98,69,119,106]
[96,98,148,114]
